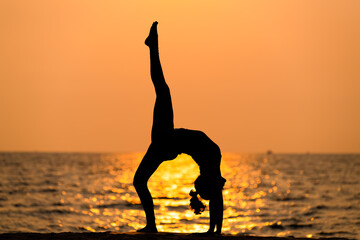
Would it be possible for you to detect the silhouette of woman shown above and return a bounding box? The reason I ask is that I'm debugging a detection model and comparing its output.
[133,21,226,234]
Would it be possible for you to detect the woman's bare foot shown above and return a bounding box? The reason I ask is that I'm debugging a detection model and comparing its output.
[145,21,158,48]
[136,225,158,233]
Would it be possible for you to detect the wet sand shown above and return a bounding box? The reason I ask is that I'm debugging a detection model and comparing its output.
[0,232,351,240]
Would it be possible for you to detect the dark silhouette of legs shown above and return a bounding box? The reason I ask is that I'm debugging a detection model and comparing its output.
[133,21,175,233]
[133,144,162,232]
[146,21,174,142]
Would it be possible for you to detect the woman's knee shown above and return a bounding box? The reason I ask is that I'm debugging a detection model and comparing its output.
[133,171,148,190]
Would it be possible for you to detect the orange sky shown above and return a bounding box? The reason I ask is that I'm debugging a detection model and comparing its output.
[1,1,359,153]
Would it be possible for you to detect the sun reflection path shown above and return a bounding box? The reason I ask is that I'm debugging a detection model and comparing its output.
[3,152,356,238]
[220,154,283,235]
[148,153,206,232]
[84,152,282,234]
[62,152,309,236]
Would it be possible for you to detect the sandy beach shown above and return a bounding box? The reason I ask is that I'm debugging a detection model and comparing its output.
[0,232,351,240]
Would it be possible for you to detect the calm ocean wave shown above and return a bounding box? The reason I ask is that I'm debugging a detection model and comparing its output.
[0,152,359,238]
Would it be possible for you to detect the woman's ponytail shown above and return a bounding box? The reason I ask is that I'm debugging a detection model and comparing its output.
[189,190,206,215]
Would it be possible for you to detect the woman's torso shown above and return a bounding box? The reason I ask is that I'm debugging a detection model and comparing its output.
[172,128,221,175]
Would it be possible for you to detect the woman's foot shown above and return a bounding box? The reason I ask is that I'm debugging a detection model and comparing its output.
[136,225,158,233]
[145,21,158,48]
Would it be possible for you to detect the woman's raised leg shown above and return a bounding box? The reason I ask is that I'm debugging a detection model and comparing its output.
[145,21,174,141]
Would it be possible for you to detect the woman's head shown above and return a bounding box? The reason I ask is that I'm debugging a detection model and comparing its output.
[194,174,226,200]
[188,174,226,214]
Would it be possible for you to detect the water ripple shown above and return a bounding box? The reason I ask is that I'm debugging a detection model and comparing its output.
[0,152,359,239]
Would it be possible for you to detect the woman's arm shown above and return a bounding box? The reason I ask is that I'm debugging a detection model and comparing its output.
[208,190,224,233]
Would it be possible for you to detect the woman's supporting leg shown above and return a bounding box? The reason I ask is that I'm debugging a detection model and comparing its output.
[133,145,162,232]
[145,21,174,141]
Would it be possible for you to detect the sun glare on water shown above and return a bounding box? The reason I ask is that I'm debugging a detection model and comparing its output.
[1,152,359,238]
[73,152,282,234]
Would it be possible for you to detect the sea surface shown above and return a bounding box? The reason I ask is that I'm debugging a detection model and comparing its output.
[0,152,359,239]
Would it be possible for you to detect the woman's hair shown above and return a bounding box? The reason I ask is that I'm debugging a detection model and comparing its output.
[189,190,206,214]
[189,175,226,214]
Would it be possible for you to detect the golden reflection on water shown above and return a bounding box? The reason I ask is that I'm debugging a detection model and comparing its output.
[149,154,209,233]
[76,153,282,234]
[1,152,357,238]
[73,152,327,238]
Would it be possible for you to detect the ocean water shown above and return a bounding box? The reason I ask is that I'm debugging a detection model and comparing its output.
[0,152,359,239]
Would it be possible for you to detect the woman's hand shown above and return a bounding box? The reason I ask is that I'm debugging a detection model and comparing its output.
[209,190,224,233]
